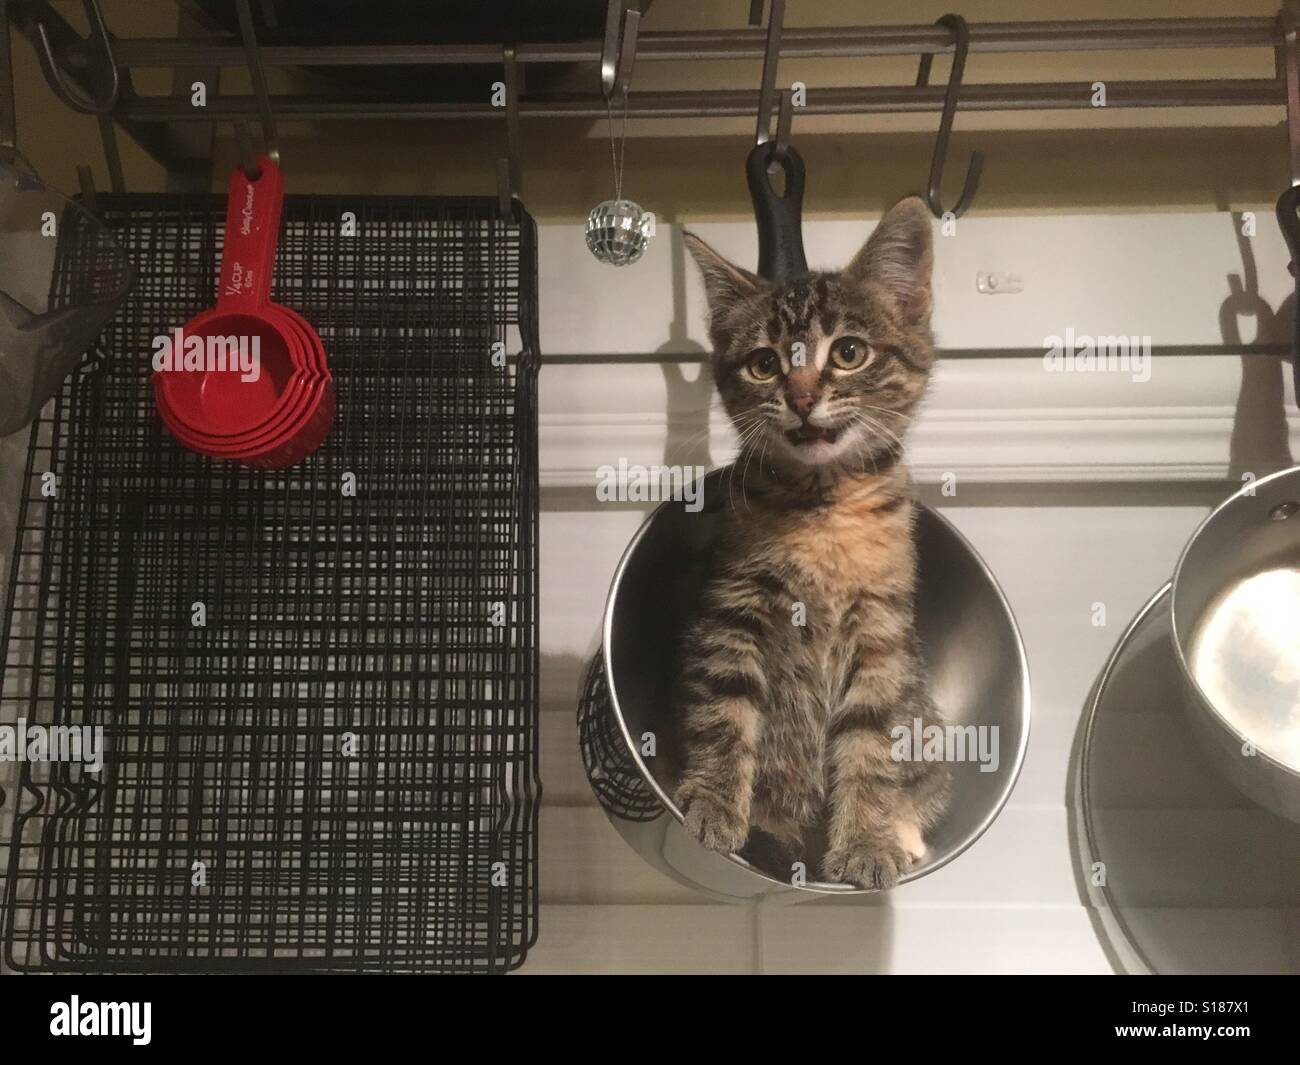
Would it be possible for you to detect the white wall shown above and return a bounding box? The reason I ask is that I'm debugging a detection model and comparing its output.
[540,212,1299,487]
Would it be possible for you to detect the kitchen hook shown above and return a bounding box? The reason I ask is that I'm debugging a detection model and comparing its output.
[33,0,119,116]
[234,121,261,182]
[235,0,278,166]
[916,13,984,219]
[601,0,641,101]
[76,163,98,216]
[1,0,16,149]
[1276,6,1300,409]
[497,45,521,219]
[772,90,793,157]
[754,0,786,147]
[747,0,802,279]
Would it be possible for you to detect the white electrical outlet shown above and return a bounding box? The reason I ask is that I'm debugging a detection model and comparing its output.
[976,271,1024,294]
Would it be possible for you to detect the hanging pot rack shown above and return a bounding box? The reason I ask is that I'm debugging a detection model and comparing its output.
[8,3,1296,214]
[6,1,1300,374]
[9,7,1294,134]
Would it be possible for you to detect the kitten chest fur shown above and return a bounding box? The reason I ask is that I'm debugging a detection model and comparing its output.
[730,466,917,727]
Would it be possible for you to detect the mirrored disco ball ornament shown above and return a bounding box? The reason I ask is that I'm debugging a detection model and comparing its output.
[585,199,652,266]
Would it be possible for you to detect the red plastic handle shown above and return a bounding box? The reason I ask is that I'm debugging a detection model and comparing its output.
[216,156,285,313]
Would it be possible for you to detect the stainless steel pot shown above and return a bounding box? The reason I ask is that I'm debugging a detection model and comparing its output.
[579,468,1031,900]
[1171,465,1300,822]
[1074,581,1300,974]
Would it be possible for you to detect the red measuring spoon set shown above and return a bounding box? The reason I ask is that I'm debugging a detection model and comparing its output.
[152,157,333,468]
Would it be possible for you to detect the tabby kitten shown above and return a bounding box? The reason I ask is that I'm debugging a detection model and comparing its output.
[675,196,949,889]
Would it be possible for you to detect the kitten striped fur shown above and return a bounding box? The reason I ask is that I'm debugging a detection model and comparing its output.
[675,197,949,889]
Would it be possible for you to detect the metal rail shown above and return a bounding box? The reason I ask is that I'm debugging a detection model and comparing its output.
[10,6,1291,126]
[1,5,1292,366]
[545,345,1291,365]
[110,19,1279,68]
[107,80,1283,123]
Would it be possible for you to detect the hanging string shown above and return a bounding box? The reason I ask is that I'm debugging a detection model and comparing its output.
[605,86,630,203]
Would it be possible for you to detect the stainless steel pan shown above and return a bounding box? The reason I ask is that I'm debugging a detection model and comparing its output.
[579,467,1031,900]
[1171,465,1300,822]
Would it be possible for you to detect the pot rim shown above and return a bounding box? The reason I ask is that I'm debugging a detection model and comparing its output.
[599,470,1032,894]
[1076,580,1171,975]
[1169,463,1300,779]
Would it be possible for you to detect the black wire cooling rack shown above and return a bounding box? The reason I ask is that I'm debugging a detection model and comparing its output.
[0,193,541,973]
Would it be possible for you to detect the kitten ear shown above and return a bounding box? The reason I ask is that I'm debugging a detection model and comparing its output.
[844,196,934,324]
[683,231,765,314]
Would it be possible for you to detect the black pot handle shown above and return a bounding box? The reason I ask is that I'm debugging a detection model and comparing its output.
[1275,185,1300,410]
[746,141,808,282]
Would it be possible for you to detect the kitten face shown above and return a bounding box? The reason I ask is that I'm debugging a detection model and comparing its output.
[685,197,935,474]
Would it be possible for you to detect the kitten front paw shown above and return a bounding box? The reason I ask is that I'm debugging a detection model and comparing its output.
[822,837,912,890]
[676,781,750,854]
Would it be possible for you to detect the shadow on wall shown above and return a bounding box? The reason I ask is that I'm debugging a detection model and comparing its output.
[1222,212,1295,481]
[751,889,896,974]
[655,213,1300,488]
[657,227,714,473]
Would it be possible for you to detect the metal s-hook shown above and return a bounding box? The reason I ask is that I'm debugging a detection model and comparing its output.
[1,0,17,150]
[235,0,278,167]
[601,0,640,101]
[772,90,793,157]
[234,121,261,181]
[33,0,119,115]
[497,44,521,219]
[753,0,786,149]
[916,13,984,219]
[746,0,804,281]
[1276,5,1300,409]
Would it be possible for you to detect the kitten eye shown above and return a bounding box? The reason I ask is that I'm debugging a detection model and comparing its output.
[746,347,781,381]
[829,335,872,371]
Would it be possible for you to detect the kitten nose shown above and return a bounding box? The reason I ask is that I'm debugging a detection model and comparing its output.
[785,368,820,419]
[789,392,815,418]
